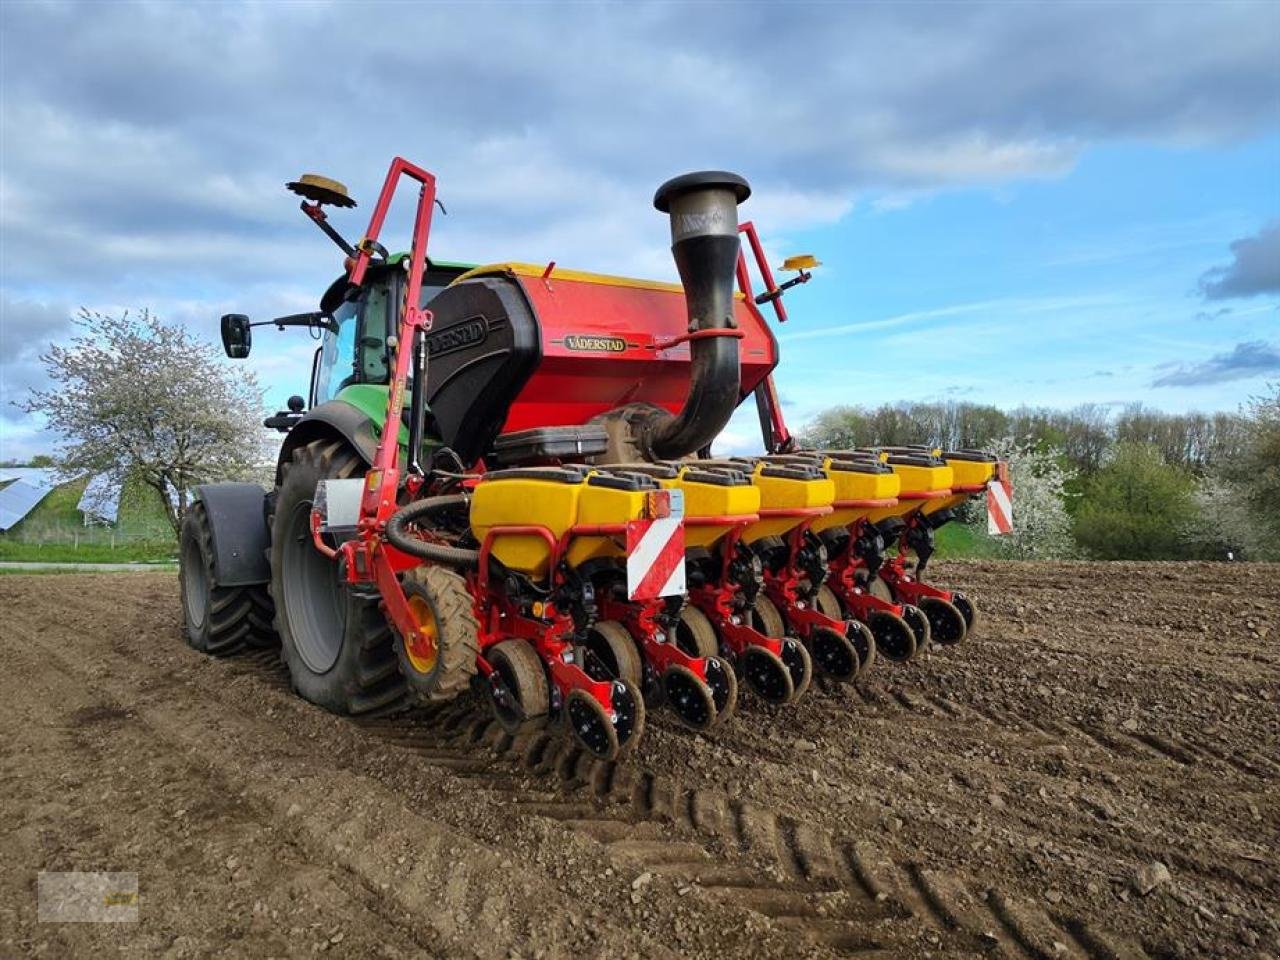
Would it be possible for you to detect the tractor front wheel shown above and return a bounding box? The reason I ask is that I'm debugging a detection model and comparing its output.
[271,439,410,717]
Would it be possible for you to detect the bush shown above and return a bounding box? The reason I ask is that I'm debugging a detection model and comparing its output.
[966,437,1077,559]
[1073,443,1198,559]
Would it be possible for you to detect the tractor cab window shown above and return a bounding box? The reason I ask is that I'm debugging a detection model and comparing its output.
[312,283,393,405]
[313,299,361,404]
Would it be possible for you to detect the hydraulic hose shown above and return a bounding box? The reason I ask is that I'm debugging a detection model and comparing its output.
[384,494,480,569]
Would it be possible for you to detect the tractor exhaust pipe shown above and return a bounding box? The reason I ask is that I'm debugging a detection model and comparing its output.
[643,171,752,460]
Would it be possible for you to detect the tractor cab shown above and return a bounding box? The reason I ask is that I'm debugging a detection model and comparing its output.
[310,257,471,407]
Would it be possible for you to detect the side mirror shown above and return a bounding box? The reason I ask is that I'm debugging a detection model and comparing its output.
[221,314,252,358]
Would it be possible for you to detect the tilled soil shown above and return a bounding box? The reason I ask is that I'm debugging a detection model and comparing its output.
[1,561,1276,959]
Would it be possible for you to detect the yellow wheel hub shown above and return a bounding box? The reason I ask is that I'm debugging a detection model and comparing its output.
[404,595,439,675]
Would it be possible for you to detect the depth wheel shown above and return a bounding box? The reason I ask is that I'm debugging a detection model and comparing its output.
[179,500,276,657]
[703,656,738,727]
[868,611,917,662]
[611,679,646,756]
[583,620,644,687]
[899,604,931,654]
[740,646,794,704]
[919,597,967,645]
[782,638,812,700]
[393,565,479,703]
[676,605,719,658]
[486,639,549,735]
[662,665,717,731]
[952,592,979,635]
[751,594,786,638]
[809,625,859,682]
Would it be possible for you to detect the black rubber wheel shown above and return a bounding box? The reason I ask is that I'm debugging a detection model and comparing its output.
[392,565,480,703]
[583,620,644,687]
[487,639,550,734]
[899,603,932,653]
[566,688,619,760]
[919,597,967,645]
[675,605,719,659]
[846,619,877,676]
[662,664,717,731]
[610,679,646,756]
[703,655,738,727]
[952,592,979,634]
[271,439,409,716]
[741,645,794,703]
[751,594,787,639]
[781,638,813,700]
[816,584,876,675]
[179,500,276,656]
[868,611,917,662]
[809,625,859,682]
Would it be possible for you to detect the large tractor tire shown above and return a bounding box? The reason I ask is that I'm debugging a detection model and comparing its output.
[271,439,410,717]
[392,564,480,703]
[179,500,276,656]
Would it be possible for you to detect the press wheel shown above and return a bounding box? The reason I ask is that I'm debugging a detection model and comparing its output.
[899,604,931,653]
[486,639,550,734]
[919,597,967,646]
[809,625,860,682]
[740,645,794,704]
[662,664,718,731]
[868,611,917,662]
[951,592,979,634]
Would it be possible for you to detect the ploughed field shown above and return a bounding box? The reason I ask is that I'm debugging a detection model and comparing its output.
[1,561,1276,959]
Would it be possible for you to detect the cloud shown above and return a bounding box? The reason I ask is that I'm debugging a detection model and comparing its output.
[1151,340,1280,387]
[1,1,1278,450]
[1198,221,1280,300]
[0,297,73,407]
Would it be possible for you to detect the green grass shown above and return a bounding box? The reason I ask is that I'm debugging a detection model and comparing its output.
[0,473,177,563]
[933,521,1003,559]
[0,565,177,575]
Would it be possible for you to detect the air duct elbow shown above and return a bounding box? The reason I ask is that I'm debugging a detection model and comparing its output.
[642,171,751,461]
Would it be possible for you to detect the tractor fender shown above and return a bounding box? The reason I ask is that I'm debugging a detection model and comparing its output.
[275,400,380,483]
[192,482,272,587]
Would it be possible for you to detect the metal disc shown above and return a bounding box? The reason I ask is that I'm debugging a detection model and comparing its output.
[900,603,932,653]
[847,619,877,675]
[868,611,916,662]
[809,626,859,682]
[704,655,739,725]
[781,638,813,701]
[919,597,967,645]
[565,688,619,761]
[740,646,794,704]
[662,665,717,731]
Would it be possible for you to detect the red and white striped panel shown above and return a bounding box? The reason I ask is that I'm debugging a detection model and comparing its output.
[626,489,686,600]
[987,462,1013,535]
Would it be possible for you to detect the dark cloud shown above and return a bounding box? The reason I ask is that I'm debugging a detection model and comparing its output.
[2,0,1278,295]
[1152,340,1280,387]
[1199,221,1280,299]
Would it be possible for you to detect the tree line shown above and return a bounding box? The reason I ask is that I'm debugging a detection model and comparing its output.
[801,391,1280,561]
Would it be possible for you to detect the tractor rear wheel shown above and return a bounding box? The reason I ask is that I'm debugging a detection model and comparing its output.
[393,565,480,703]
[271,439,410,717]
[179,500,275,657]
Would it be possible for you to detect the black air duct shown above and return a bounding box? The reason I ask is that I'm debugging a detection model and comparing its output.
[642,171,751,460]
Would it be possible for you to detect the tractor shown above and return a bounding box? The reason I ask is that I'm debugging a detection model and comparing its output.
[179,157,995,760]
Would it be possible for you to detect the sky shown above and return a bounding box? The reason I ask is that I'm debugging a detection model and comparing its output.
[1,0,1278,460]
